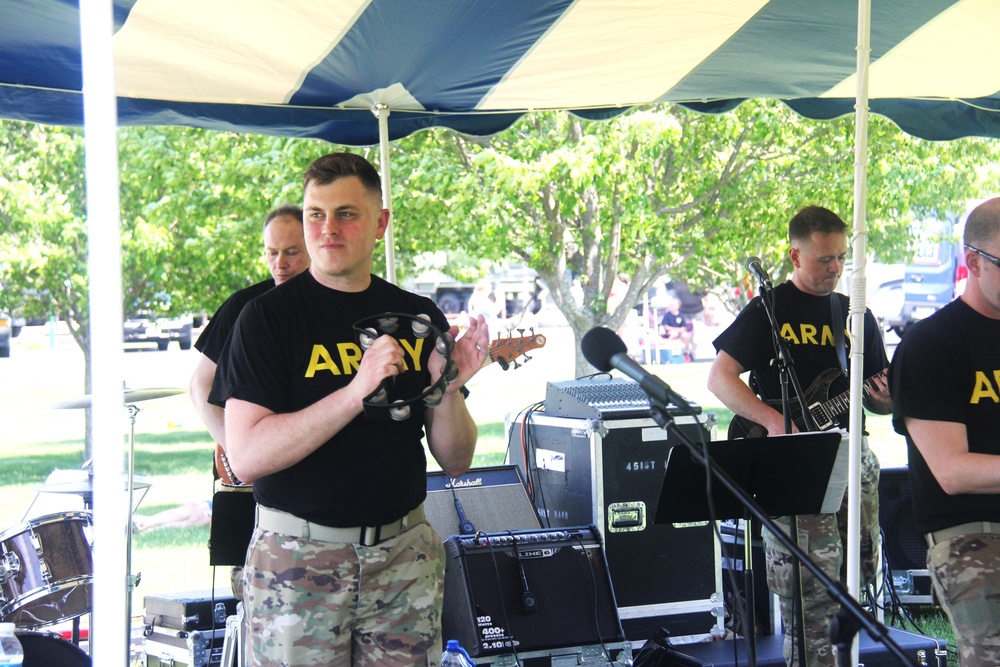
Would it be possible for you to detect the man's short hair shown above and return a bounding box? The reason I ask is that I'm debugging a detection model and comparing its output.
[263,204,304,231]
[789,205,848,243]
[303,152,382,201]
[964,198,1000,249]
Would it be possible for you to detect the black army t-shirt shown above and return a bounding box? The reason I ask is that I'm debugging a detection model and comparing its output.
[212,272,451,527]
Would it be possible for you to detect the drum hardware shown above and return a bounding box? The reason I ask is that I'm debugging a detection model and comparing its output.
[51,384,181,657]
[0,551,20,585]
[51,386,187,410]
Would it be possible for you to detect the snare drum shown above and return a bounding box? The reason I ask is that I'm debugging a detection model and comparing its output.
[15,631,91,666]
[0,511,94,628]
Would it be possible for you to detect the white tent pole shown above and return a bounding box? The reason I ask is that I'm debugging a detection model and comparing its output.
[79,0,129,664]
[848,0,873,662]
[374,104,396,284]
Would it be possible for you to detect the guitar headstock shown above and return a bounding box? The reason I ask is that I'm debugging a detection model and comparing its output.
[487,330,547,370]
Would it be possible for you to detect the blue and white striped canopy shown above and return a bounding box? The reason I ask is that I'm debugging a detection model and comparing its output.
[2,0,999,144]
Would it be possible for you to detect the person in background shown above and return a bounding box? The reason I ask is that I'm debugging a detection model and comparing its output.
[707,205,891,667]
[190,204,309,478]
[659,296,694,362]
[211,152,488,666]
[188,204,309,597]
[133,499,212,532]
[889,197,1000,666]
[466,280,504,338]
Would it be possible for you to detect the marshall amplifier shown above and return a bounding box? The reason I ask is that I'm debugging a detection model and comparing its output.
[442,525,624,659]
[425,465,540,540]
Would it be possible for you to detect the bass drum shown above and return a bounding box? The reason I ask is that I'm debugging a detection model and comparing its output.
[15,631,91,666]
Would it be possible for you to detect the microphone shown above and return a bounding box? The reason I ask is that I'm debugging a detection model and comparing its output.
[744,256,773,291]
[581,327,695,414]
[512,542,538,613]
[449,480,476,535]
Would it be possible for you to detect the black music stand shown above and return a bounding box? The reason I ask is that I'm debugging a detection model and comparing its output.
[655,431,846,666]
[655,432,847,524]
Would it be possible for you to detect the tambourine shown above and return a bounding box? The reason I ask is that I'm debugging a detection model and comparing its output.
[352,312,458,421]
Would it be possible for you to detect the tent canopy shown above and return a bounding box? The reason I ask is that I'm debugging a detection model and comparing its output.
[2,0,1000,145]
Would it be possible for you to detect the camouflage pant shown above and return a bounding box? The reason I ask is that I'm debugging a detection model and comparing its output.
[242,522,445,667]
[762,443,880,667]
[927,533,1000,666]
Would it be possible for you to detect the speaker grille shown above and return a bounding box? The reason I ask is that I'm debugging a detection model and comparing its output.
[425,466,539,539]
[879,467,927,571]
[442,526,624,657]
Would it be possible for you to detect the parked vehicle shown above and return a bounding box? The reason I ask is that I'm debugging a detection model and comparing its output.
[123,312,193,351]
[0,312,11,357]
[884,213,969,337]
[409,265,542,318]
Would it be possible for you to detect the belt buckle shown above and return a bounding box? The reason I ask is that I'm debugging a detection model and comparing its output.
[362,524,382,547]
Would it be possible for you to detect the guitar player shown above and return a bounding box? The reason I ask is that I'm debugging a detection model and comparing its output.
[707,205,892,667]
[188,204,310,596]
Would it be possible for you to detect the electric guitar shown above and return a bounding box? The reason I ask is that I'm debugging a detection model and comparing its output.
[727,368,885,440]
[214,331,548,486]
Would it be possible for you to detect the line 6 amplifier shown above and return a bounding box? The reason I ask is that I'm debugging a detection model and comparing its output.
[442,525,624,659]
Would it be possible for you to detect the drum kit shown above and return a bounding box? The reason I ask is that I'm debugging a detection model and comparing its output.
[0,386,185,666]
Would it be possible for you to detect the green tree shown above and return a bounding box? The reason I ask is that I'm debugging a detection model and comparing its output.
[3,100,998,407]
[390,101,999,376]
[0,122,333,454]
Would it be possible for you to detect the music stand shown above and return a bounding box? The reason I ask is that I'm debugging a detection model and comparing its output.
[655,431,847,524]
[655,431,845,666]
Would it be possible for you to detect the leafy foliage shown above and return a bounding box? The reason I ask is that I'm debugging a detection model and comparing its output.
[2,101,998,379]
[389,101,999,374]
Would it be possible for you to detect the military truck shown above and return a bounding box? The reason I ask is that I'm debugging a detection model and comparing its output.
[409,266,542,318]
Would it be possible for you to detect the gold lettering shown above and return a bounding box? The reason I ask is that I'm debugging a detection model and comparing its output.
[969,371,1000,404]
[400,338,425,371]
[305,345,341,377]
[338,343,363,374]
[800,324,818,345]
[780,323,800,345]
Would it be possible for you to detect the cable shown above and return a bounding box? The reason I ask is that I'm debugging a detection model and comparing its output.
[573,530,614,665]
[483,533,522,665]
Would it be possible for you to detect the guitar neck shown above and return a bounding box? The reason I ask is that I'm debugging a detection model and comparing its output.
[482,333,546,370]
[817,372,884,419]
[728,370,884,439]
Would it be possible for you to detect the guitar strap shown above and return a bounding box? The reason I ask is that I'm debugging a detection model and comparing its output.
[829,295,848,378]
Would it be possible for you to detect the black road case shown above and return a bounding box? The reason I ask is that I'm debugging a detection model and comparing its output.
[507,412,723,643]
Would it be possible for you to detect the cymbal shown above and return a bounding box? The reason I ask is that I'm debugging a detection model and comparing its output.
[53,387,187,409]
[37,474,151,495]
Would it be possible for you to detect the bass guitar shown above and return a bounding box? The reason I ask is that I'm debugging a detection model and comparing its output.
[214,330,548,486]
[727,368,885,440]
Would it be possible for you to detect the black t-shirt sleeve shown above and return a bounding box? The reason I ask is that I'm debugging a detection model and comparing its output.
[890,316,965,433]
[712,296,771,372]
[208,299,291,412]
[195,294,241,362]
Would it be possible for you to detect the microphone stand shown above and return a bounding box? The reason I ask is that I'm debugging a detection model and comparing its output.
[754,279,821,663]
[645,399,915,667]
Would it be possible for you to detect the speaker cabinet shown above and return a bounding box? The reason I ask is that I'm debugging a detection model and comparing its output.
[425,466,539,540]
[878,467,934,605]
[507,413,723,642]
[442,525,624,658]
[878,467,927,571]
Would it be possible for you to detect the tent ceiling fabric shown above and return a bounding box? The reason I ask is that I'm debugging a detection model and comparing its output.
[2,0,999,145]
